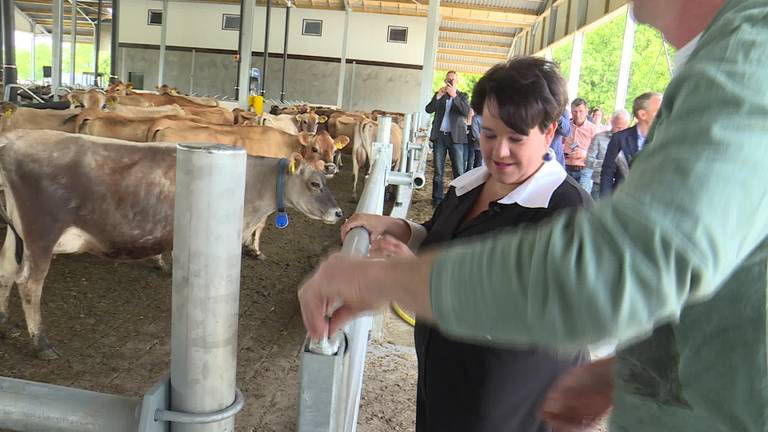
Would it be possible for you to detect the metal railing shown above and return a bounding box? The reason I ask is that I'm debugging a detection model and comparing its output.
[3,84,45,103]
[297,114,429,432]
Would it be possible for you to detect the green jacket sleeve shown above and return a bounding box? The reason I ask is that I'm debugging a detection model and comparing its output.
[430,10,768,350]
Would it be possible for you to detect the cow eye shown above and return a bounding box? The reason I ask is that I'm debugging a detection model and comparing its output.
[310,181,321,189]
[312,147,319,153]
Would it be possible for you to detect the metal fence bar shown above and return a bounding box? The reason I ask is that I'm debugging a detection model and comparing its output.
[0,377,140,432]
[170,143,247,432]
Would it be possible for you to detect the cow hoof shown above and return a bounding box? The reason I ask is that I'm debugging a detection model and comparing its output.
[36,347,62,361]
[255,252,267,261]
[0,322,21,338]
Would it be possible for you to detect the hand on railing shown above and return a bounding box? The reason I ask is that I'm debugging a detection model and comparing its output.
[340,214,411,245]
[369,234,414,259]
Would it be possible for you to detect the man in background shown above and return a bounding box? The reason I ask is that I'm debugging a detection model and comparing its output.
[563,98,599,192]
[587,109,631,199]
[600,92,662,196]
[425,71,471,206]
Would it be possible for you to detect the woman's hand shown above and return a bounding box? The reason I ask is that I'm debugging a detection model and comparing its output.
[341,213,411,244]
[369,234,414,258]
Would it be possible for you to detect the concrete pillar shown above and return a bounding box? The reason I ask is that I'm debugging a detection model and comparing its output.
[336,8,350,108]
[567,31,584,104]
[237,0,255,108]
[418,0,440,118]
[614,6,636,111]
[157,0,168,87]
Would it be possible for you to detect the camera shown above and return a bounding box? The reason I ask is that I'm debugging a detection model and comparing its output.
[445,78,455,86]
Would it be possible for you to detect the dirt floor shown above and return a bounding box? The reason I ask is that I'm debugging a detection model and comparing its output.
[0,153,429,432]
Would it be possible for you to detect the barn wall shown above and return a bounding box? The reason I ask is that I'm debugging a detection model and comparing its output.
[120,46,421,113]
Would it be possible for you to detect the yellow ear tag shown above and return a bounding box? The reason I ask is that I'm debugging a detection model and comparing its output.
[4,109,13,118]
[335,141,344,150]
[288,160,297,174]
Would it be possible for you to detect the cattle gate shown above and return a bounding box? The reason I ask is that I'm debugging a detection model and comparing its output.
[0,114,428,432]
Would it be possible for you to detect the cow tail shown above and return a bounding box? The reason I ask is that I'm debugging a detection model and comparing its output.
[352,121,362,196]
[0,200,23,265]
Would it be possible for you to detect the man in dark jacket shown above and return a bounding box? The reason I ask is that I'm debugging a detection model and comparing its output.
[600,92,662,196]
[425,71,471,206]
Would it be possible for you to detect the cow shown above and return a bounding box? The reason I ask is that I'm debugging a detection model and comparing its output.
[351,119,403,197]
[0,103,79,133]
[243,112,324,135]
[155,84,219,107]
[0,129,343,360]
[105,96,185,117]
[180,105,236,125]
[71,110,194,142]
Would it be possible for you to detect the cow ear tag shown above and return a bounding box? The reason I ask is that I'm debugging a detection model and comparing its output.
[275,212,289,229]
[288,160,297,174]
[3,108,13,118]
[335,141,344,150]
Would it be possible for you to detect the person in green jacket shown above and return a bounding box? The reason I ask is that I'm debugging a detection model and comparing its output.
[298,0,768,430]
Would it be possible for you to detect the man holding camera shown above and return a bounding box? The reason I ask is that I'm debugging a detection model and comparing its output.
[426,71,471,206]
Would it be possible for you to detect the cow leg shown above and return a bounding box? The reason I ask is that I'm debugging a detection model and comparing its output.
[250,217,268,261]
[17,247,58,360]
[0,229,21,339]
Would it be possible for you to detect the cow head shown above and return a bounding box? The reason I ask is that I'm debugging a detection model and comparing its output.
[157,84,176,96]
[83,89,107,110]
[294,112,325,135]
[297,131,341,177]
[67,92,84,109]
[107,81,127,96]
[284,153,343,225]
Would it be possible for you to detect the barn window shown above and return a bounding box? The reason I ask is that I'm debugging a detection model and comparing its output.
[302,19,323,36]
[387,26,408,43]
[222,14,241,31]
[147,9,163,26]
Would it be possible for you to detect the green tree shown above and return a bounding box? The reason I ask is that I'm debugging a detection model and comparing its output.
[577,14,626,114]
[627,24,675,113]
[552,39,573,80]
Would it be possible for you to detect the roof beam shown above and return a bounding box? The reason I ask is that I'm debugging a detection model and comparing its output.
[439,38,511,48]
[439,27,516,38]
[441,2,538,15]
[441,15,533,28]
[437,47,507,59]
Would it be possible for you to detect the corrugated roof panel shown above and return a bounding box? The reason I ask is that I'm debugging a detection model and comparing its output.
[439,21,521,36]
[442,0,545,14]
[438,41,508,54]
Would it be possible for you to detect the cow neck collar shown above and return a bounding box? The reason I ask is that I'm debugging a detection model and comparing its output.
[275,158,290,229]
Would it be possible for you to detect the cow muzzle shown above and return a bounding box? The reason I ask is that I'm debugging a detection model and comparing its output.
[324,208,344,224]
[324,162,338,177]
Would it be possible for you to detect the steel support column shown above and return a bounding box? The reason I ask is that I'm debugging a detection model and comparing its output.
[237,0,255,108]
[567,31,584,104]
[280,2,291,103]
[70,0,76,85]
[110,0,119,82]
[157,0,168,87]
[614,6,636,111]
[93,0,102,86]
[260,0,271,96]
[418,0,440,121]
[171,143,247,432]
[2,0,17,100]
[336,7,350,108]
[189,49,196,94]
[52,0,64,91]
[31,28,36,81]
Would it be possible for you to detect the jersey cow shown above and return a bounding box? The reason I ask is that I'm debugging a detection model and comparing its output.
[0,130,343,360]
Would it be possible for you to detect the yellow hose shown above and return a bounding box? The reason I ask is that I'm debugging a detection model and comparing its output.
[392,302,416,327]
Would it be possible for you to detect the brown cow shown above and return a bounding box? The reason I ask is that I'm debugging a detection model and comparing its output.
[0,103,79,133]
[0,129,343,359]
[351,119,403,196]
[105,96,185,117]
[72,110,194,142]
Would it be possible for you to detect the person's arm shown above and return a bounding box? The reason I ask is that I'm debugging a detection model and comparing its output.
[599,137,619,196]
[556,112,571,138]
[425,93,440,114]
[451,92,471,117]
[586,134,601,170]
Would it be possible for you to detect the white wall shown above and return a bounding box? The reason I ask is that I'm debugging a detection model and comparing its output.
[120,0,426,65]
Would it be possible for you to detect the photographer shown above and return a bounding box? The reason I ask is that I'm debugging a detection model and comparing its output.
[425,71,471,207]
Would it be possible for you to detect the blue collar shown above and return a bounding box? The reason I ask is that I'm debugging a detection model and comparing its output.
[275,158,289,229]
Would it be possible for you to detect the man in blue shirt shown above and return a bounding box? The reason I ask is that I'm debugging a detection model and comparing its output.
[425,71,471,206]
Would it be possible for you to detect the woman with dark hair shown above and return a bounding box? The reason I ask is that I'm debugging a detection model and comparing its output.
[340,57,591,431]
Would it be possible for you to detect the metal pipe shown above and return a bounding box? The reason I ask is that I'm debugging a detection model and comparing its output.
[348,61,356,110]
[336,7,350,108]
[31,29,36,81]
[280,2,291,103]
[260,0,271,96]
[171,143,247,432]
[157,0,168,87]
[52,0,64,92]
[2,0,17,101]
[0,377,140,432]
[70,0,76,86]
[110,0,119,82]
[237,0,255,108]
[399,113,412,173]
[0,1,4,84]
[189,48,196,94]
[93,0,102,86]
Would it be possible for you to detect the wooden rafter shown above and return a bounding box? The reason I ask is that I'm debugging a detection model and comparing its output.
[439,27,516,38]
[439,38,511,48]
[437,47,507,59]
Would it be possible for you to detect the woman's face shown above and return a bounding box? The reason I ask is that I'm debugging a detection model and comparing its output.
[480,100,556,186]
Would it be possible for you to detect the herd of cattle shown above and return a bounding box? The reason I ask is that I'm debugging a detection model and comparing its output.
[0,82,408,360]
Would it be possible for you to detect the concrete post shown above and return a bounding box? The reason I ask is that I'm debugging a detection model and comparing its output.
[336,7,350,108]
[170,143,247,432]
[614,6,636,112]
[567,31,584,104]
[418,0,440,120]
[70,0,76,86]
[157,0,168,88]
[237,0,255,108]
[52,0,64,92]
